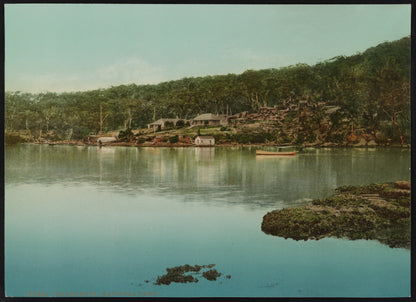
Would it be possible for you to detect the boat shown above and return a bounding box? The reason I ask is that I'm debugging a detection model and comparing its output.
[256,150,297,156]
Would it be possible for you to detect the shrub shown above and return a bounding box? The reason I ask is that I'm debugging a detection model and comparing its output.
[284,111,297,124]
[231,133,266,144]
[263,132,277,142]
[43,131,57,141]
[176,120,185,128]
[329,133,345,143]
[5,133,26,145]
[72,126,90,140]
[250,134,266,144]
[164,121,174,129]
[295,133,304,145]
[169,135,179,144]
[212,134,223,142]
[308,133,317,143]
[379,121,404,144]
[118,128,134,142]
[236,133,250,144]
[278,132,292,144]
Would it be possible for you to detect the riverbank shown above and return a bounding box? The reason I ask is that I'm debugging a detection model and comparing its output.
[15,140,410,149]
[261,181,411,249]
[5,125,411,148]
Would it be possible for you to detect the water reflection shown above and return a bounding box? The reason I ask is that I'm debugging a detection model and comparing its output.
[5,145,411,209]
[195,147,215,161]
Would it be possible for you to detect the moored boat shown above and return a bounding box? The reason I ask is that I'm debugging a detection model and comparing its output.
[256,150,297,156]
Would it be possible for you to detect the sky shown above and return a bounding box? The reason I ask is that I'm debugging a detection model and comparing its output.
[5,4,411,93]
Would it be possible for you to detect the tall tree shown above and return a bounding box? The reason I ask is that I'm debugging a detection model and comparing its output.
[370,60,410,144]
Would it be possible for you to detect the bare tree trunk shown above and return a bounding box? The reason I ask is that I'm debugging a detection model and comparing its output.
[250,93,261,111]
[383,108,404,145]
[255,93,260,110]
[124,108,132,130]
[99,105,109,134]
[392,113,404,145]
[128,107,132,129]
[263,91,269,107]
[99,105,103,133]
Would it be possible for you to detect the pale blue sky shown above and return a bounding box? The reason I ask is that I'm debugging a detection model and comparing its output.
[5,4,411,93]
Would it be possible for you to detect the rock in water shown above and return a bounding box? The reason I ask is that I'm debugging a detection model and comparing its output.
[261,181,410,249]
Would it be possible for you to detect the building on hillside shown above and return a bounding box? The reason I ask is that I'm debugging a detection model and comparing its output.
[194,136,215,146]
[147,118,185,130]
[191,113,228,126]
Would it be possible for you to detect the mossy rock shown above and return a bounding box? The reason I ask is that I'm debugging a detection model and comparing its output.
[154,264,229,286]
[262,181,410,249]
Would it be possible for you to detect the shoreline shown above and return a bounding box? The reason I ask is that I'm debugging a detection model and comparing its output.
[10,141,411,149]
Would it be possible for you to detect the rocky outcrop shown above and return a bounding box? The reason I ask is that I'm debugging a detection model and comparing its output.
[262,181,410,249]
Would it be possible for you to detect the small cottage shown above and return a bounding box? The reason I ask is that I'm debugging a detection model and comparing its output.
[191,113,228,127]
[194,136,215,146]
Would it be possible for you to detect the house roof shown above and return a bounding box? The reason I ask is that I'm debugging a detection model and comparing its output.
[196,136,215,139]
[148,119,164,125]
[193,113,227,121]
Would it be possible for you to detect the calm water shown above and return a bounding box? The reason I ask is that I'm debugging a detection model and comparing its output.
[5,145,411,297]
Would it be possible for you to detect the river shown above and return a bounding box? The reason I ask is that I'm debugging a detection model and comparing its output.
[4,144,411,297]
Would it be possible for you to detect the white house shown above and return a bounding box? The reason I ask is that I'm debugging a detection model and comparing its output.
[194,136,215,146]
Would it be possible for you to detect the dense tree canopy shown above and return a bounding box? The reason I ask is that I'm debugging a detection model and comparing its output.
[5,36,410,142]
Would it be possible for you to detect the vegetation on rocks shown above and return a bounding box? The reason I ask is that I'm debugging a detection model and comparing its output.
[5,132,28,145]
[154,264,227,285]
[117,128,134,142]
[261,181,410,249]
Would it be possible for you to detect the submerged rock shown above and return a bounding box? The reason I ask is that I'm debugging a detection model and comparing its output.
[154,264,229,286]
[202,269,222,281]
[261,181,410,249]
[155,265,199,285]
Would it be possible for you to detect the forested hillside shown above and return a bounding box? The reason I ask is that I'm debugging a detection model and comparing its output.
[5,36,410,144]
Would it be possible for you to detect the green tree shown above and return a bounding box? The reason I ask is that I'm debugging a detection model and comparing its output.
[370,60,410,144]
